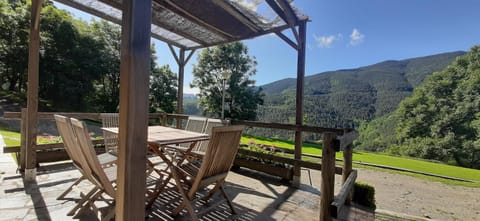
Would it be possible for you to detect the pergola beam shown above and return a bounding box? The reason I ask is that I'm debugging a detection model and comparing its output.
[211,0,262,33]
[154,0,234,39]
[97,0,208,46]
[115,0,152,219]
[276,0,301,44]
[275,31,298,50]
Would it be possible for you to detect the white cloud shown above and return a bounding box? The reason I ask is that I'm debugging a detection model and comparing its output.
[237,0,261,11]
[349,28,365,46]
[313,34,338,48]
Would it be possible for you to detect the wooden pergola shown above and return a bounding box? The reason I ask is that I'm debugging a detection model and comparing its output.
[25,0,310,219]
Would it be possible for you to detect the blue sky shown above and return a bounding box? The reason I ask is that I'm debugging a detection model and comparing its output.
[55,0,480,94]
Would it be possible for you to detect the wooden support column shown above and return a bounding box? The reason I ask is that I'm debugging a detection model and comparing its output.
[293,20,307,186]
[177,48,185,113]
[25,0,42,181]
[19,108,27,171]
[116,0,152,220]
[342,144,353,204]
[320,132,336,221]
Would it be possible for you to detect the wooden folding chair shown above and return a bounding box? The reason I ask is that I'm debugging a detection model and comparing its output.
[100,113,119,153]
[193,118,226,153]
[71,117,159,220]
[54,115,116,201]
[169,125,244,221]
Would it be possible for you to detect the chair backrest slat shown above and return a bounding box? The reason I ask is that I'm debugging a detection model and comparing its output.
[101,113,119,152]
[184,116,207,133]
[54,115,93,180]
[71,118,116,197]
[194,118,225,152]
[189,125,244,196]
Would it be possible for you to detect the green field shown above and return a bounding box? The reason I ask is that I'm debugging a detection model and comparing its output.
[2,129,479,185]
[241,134,480,185]
[0,129,20,146]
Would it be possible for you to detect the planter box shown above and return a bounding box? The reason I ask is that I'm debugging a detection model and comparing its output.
[234,158,294,181]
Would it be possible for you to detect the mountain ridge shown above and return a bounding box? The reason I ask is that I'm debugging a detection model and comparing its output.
[256,51,466,129]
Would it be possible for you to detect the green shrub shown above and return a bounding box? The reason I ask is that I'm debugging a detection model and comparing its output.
[352,182,376,210]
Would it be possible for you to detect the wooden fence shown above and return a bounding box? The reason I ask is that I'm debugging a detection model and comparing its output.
[3,111,357,221]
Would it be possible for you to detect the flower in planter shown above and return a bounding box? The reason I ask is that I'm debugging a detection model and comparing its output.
[37,135,63,144]
[269,145,276,152]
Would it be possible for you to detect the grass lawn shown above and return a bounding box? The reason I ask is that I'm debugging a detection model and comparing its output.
[241,134,480,184]
[0,129,21,146]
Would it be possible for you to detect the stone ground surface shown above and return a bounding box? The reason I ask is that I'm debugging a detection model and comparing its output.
[2,132,478,221]
[1,135,373,221]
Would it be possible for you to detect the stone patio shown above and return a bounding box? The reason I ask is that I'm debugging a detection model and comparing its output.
[1,136,374,221]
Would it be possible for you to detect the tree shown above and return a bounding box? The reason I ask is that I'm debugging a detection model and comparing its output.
[191,42,263,120]
[395,46,480,168]
[149,64,177,113]
[85,20,121,112]
[0,0,29,92]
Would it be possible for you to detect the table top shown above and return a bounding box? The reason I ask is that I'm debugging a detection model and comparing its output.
[102,125,209,146]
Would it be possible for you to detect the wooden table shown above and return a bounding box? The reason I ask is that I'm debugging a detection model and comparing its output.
[102,125,210,207]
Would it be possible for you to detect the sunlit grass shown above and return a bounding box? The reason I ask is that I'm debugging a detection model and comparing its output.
[241,134,480,185]
[0,129,20,146]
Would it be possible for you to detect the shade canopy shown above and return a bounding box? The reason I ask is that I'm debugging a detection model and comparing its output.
[55,0,309,50]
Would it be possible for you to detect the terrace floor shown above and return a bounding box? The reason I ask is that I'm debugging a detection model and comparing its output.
[0,146,376,221]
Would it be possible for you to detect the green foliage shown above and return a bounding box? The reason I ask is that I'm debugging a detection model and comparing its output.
[0,1,177,113]
[353,182,376,210]
[395,46,480,168]
[149,65,177,113]
[191,42,263,120]
[355,113,398,152]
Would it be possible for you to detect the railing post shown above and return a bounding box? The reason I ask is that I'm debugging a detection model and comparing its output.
[161,113,167,126]
[19,108,27,171]
[320,132,336,221]
[342,144,353,204]
[176,115,182,129]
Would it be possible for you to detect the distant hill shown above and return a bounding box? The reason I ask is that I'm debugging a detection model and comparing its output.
[183,93,197,99]
[258,51,465,129]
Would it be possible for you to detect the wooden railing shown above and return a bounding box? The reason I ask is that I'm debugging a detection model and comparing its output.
[2,110,189,167]
[3,111,357,221]
[230,120,358,221]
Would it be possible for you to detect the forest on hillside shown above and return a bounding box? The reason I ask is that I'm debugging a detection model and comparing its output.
[252,51,464,141]
[356,46,480,169]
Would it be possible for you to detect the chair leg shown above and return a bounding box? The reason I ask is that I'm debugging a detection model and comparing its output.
[76,189,104,219]
[171,169,198,221]
[101,206,115,221]
[202,180,222,202]
[146,173,172,209]
[220,185,236,215]
[57,176,84,200]
[67,186,98,216]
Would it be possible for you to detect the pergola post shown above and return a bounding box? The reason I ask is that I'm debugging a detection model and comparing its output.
[293,20,307,186]
[177,48,185,113]
[320,132,337,221]
[25,0,42,181]
[115,0,152,220]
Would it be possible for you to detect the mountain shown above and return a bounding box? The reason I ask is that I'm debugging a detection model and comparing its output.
[257,51,465,129]
[183,93,197,99]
